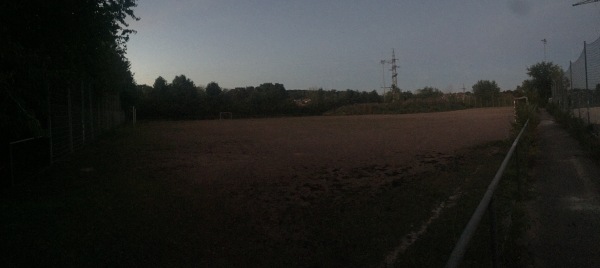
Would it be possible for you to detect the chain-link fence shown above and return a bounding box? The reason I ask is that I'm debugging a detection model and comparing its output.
[47,75,125,161]
[552,35,600,127]
[3,73,126,186]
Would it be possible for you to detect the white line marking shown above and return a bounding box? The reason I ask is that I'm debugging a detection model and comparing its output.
[380,187,463,267]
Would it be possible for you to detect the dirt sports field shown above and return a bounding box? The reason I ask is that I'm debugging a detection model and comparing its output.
[3,107,515,267]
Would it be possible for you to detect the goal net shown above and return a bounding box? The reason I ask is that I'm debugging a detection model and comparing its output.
[219,112,233,120]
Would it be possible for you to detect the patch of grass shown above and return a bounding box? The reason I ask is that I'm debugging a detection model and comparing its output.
[393,106,539,267]
[547,103,600,160]
[495,105,539,268]
[392,140,510,267]
[324,100,471,116]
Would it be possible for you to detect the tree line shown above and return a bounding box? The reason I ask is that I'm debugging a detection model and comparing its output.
[125,75,520,119]
[124,76,384,119]
[1,0,549,139]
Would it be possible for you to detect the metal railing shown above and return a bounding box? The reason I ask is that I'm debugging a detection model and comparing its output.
[445,119,530,268]
[8,136,50,186]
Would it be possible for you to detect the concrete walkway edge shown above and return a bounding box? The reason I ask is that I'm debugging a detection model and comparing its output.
[526,110,600,267]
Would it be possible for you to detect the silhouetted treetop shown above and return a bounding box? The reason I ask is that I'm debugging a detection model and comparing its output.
[1,0,140,142]
[206,82,222,97]
[525,62,563,105]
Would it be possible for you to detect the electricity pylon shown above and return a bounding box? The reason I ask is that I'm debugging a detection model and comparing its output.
[390,49,399,92]
[380,49,400,102]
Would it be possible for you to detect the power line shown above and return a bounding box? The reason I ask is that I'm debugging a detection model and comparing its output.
[572,0,600,6]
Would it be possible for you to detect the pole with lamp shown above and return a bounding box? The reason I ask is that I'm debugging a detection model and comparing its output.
[541,39,547,62]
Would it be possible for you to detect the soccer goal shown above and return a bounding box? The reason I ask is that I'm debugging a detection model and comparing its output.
[513,96,529,122]
[219,112,233,120]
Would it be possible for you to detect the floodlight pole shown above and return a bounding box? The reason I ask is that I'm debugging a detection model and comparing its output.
[542,39,547,61]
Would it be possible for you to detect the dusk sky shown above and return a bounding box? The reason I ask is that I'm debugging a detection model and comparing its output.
[126,0,600,93]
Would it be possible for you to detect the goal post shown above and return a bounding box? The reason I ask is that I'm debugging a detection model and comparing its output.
[219,112,233,120]
[513,97,529,122]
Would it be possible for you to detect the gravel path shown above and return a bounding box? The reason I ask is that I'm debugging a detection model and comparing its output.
[526,110,600,267]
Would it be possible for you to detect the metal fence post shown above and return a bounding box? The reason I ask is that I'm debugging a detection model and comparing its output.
[489,198,499,268]
[47,81,53,164]
[578,92,581,119]
[9,143,14,186]
[81,80,85,144]
[89,84,94,141]
[132,106,136,125]
[516,141,521,199]
[445,120,529,268]
[68,86,73,153]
